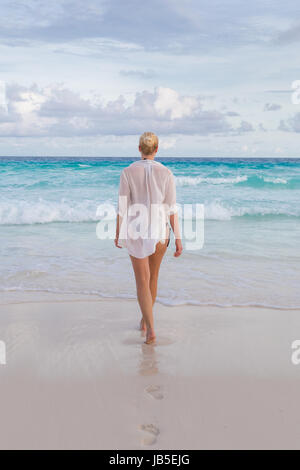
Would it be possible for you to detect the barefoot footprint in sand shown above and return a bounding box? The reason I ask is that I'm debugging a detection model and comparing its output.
[145,385,164,400]
[140,424,160,446]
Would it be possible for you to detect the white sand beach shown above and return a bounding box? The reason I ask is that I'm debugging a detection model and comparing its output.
[0,295,300,450]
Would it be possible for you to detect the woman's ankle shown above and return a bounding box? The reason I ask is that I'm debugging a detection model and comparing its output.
[146,327,155,335]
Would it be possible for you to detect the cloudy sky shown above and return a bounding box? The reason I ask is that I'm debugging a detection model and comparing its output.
[0,0,300,157]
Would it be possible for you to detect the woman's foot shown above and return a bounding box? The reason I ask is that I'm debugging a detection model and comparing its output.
[140,318,146,332]
[145,328,156,345]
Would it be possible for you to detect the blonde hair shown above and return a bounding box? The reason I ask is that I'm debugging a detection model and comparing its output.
[139,132,158,156]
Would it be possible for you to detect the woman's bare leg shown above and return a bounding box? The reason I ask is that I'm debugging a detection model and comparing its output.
[130,233,169,343]
[137,238,169,333]
[129,255,155,342]
[149,237,169,306]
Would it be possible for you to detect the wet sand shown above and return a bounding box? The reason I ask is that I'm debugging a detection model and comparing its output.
[0,296,300,449]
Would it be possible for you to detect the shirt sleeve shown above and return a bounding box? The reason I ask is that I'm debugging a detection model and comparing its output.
[117,169,130,217]
[164,171,178,215]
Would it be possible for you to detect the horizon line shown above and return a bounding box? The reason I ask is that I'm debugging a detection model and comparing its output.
[1,155,300,159]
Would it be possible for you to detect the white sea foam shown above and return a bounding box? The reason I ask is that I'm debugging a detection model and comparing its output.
[263,177,287,184]
[204,202,232,220]
[1,198,299,224]
[175,175,248,186]
[176,174,290,187]
[203,201,300,220]
[0,199,102,225]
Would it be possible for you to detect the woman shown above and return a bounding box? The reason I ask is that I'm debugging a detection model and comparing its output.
[115,132,182,344]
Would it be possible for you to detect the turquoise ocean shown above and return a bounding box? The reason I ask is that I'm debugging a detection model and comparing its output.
[0,157,299,309]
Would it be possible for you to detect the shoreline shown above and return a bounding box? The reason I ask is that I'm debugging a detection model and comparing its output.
[0,290,298,311]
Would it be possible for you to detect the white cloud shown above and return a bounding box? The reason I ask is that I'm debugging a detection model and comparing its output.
[154,87,201,120]
[13,90,47,114]
[1,83,237,138]
[159,137,177,149]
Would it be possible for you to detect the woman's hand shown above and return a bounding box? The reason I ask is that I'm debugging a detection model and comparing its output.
[169,213,182,257]
[174,239,183,257]
[114,236,122,249]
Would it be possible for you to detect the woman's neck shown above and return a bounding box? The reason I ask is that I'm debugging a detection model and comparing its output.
[141,155,155,160]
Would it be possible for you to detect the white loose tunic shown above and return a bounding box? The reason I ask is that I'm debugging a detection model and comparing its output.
[117,159,178,258]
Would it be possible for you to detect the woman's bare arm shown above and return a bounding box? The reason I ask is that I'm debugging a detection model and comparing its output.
[114,214,122,248]
[170,212,182,257]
